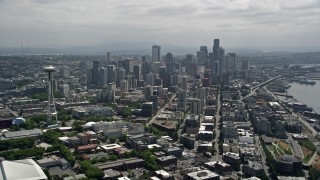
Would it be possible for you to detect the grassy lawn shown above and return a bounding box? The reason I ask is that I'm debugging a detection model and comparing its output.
[267,145,274,151]
[273,146,280,156]
[298,139,317,164]
[286,146,293,155]
[304,151,316,163]
[298,139,317,151]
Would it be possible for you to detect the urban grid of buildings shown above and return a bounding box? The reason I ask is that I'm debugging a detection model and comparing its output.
[0,38,320,180]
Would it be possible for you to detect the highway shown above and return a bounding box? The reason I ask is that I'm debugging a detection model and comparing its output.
[241,75,283,100]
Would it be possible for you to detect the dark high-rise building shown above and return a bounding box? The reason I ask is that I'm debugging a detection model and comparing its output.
[116,67,126,84]
[142,61,151,80]
[197,51,206,65]
[107,65,116,83]
[228,53,236,67]
[186,62,198,77]
[100,67,108,86]
[200,46,208,59]
[213,39,220,60]
[165,52,174,75]
[217,47,225,76]
[242,59,249,71]
[123,59,132,75]
[106,52,111,65]
[142,56,147,62]
[186,54,194,63]
[133,65,141,81]
[152,45,161,62]
[92,60,101,85]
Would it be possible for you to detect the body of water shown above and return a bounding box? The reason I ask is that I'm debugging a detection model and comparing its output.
[288,80,320,113]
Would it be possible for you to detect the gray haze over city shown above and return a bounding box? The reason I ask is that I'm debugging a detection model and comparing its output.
[1,0,320,52]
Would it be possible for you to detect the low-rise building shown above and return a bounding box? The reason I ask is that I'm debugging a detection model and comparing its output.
[100,144,122,152]
[198,131,213,141]
[156,155,177,167]
[242,161,264,177]
[222,152,241,170]
[154,170,174,180]
[76,144,98,154]
[0,159,48,180]
[3,129,43,139]
[180,134,196,149]
[96,158,145,171]
[103,169,121,180]
[127,133,157,151]
[184,170,220,180]
[204,161,232,176]
[164,147,183,157]
[197,142,212,153]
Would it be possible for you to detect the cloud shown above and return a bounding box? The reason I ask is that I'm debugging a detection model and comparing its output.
[0,0,319,50]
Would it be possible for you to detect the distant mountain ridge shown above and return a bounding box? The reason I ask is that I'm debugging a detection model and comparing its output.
[0,42,318,56]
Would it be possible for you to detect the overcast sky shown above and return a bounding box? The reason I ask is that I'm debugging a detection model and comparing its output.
[0,0,319,51]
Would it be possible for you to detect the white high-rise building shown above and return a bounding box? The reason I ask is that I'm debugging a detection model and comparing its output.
[152,45,161,62]
[120,79,128,92]
[196,87,206,108]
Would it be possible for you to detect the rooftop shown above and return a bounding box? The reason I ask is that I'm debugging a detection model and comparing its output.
[187,170,219,180]
[0,159,48,180]
[4,129,43,139]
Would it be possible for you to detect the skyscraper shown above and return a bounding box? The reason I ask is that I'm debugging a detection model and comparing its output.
[196,51,206,65]
[190,98,202,115]
[133,65,141,81]
[242,59,249,71]
[100,67,108,86]
[120,79,128,92]
[107,65,116,83]
[228,53,236,68]
[213,39,220,60]
[177,89,187,112]
[116,67,126,84]
[165,52,174,75]
[152,45,161,62]
[217,47,225,76]
[142,61,151,81]
[106,52,111,65]
[200,46,208,59]
[92,60,101,85]
[144,85,153,101]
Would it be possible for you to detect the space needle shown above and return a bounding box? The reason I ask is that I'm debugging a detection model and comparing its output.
[44,65,57,124]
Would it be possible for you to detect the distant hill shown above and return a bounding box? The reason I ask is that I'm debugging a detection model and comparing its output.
[0,42,318,56]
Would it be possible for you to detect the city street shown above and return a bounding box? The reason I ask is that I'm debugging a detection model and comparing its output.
[213,92,221,161]
[254,136,270,177]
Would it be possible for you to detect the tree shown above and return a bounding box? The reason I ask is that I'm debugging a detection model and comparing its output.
[80,160,104,179]
[0,137,36,151]
[42,129,61,144]
[19,119,36,129]
[309,167,320,180]
[109,138,117,143]
[109,154,118,161]
[58,110,72,122]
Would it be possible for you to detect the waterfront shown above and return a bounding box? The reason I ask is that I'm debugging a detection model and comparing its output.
[288,80,320,113]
